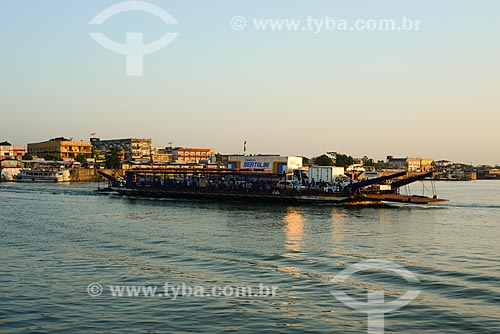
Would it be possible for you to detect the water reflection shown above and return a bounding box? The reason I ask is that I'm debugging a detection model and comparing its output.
[331,209,345,244]
[283,207,305,253]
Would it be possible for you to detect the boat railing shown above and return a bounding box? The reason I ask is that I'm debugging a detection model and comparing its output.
[127,179,347,196]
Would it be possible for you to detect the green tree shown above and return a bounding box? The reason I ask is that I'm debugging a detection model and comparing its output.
[362,155,375,166]
[334,153,354,167]
[375,160,387,169]
[313,154,334,166]
[23,154,33,161]
[75,154,87,163]
[44,154,60,161]
[105,148,122,169]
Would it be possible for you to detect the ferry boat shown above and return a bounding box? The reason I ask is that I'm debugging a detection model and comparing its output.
[13,169,71,182]
[98,168,447,205]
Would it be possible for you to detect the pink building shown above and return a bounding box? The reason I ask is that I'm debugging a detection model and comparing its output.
[406,158,422,172]
[0,142,26,160]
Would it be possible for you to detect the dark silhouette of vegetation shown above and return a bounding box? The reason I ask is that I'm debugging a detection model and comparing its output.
[44,154,60,161]
[313,154,334,166]
[333,153,354,167]
[362,156,375,166]
[375,160,387,169]
[105,148,122,169]
[316,152,381,168]
[75,154,87,163]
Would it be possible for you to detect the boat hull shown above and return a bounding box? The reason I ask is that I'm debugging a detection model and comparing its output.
[112,187,351,204]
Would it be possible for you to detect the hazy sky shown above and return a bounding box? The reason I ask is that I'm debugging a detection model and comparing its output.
[1,0,499,164]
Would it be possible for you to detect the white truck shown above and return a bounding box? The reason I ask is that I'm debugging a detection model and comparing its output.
[308,166,345,183]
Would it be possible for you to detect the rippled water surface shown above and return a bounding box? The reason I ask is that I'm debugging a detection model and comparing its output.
[1,181,499,333]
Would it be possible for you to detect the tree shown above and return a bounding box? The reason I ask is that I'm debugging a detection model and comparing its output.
[302,156,310,165]
[313,154,334,166]
[334,153,354,167]
[362,155,375,167]
[23,154,33,161]
[105,148,122,169]
[44,154,60,161]
[375,160,387,169]
[215,153,223,164]
[75,154,87,163]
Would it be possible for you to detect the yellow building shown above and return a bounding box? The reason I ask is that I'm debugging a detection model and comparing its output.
[28,137,92,161]
[420,158,434,172]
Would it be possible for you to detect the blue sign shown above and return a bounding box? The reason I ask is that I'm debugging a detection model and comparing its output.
[243,161,270,168]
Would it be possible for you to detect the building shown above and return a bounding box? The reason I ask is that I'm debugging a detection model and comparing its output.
[27,138,91,161]
[387,156,434,172]
[226,155,303,174]
[151,146,173,163]
[386,156,407,170]
[420,158,434,172]
[435,160,453,168]
[406,158,422,172]
[0,141,11,157]
[166,147,216,164]
[0,141,26,160]
[12,146,26,158]
[407,158,434,172]
[489,169,500,176]
[91,138,152,162]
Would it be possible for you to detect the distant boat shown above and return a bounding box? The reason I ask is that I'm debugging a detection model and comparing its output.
[1,168,22,181]
[13,169,71,182]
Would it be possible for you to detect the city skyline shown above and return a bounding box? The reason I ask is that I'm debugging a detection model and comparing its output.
[1,0,499,164]
[3,134,499,167]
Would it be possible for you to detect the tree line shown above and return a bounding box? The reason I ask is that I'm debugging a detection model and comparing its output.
[310,153,386,168]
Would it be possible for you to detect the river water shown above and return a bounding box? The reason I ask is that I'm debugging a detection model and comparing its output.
[1,181,499,333]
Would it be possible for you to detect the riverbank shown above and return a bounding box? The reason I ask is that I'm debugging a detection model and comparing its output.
[69,168,122,182]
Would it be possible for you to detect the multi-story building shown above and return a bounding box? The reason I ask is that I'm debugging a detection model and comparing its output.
[0,142,11,157]
[0,141,26,160]
[91,138,152,161]
[420,158,434,172]
[166,147,216,163]
[151,146,173,163]
[407,158,434,172]
[406,158,422,172]
[387,156,434,172]
[386,156,408,170]
[27,138,91,161]
[12,146,26,158]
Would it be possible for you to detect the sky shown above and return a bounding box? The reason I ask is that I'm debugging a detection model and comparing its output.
[1,0,499,164]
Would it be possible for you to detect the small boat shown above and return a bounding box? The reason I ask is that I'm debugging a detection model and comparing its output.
[1,168,22,181]
[13,168,71,182]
